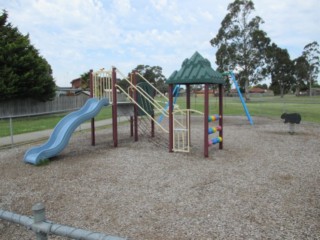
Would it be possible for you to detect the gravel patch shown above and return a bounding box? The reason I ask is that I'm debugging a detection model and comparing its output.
[0,116,319,239]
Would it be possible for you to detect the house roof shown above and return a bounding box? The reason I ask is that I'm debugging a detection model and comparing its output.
[249,87,265,93]
[70,78,81,84]
[56,87,78,91]
[166,51,225,85]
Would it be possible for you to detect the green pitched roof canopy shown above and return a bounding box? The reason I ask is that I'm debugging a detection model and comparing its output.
[166,51,225,85]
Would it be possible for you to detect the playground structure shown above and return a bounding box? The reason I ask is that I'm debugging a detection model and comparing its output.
[89,67,167,148]
[165,51,225,157]
[89,51,226,158]
[23,51,256,164]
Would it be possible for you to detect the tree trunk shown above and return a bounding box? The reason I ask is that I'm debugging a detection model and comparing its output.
[280,85,284,98]
[244,79,250,101]
[295,86,300,96]
[309,78,312,97]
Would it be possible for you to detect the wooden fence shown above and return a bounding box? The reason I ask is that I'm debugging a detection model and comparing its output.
[0,95,89,118]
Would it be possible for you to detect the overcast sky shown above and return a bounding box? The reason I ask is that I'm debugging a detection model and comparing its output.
[1,0,319,87]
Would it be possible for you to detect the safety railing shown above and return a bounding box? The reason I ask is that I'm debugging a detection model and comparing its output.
[92,69,113,101]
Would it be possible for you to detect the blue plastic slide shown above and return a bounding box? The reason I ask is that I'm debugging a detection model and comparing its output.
[158,85,180,123]
[23,98,109,165]
[229,72,254,125]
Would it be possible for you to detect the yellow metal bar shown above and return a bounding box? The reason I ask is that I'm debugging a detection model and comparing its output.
[117,69,180,114]
[91,68,189,137]
[118,74,164,112]
[136,85,164,110]
[116,84,169,133]
[135,72,167,99]
[115,74,185,129]
[92,69,112,100]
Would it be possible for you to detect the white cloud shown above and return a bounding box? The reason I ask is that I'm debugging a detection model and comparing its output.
[112,0,133,16]
[200,11,214,21]
[150,0,167,10]
[255,0,319,58]
[1,0,319,86]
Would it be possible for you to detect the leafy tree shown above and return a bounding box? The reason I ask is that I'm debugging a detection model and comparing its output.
[266,44,294,97]
[132,65,166,84]
[117,78,130,92]
[313,81,320,88]
[302,41,320,95]
[210,0,270,100]
[131,65,167,94]
[292,56,310,95]
[155,79,167,94]
[80,71,90,90]
[0,10,56,102]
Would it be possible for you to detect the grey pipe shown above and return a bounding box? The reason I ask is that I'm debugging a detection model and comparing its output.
[0,204,127,240]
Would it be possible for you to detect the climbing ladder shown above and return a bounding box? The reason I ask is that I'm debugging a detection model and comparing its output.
[172,109,190,152]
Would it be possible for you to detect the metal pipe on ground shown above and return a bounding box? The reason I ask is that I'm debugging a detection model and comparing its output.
[0,203,127,240]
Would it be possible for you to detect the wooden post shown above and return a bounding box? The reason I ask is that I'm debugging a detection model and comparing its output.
[112,67,118,147]
[133,71,138,141]
[32,203,48,240]
[186,84,191,147]
[204,84,209,157]
[130,116,133,137]
[129,77,134,138]
[151,114,155,137]
[169,84,174,152]
[89,69,95,146]
[219,84,223,150]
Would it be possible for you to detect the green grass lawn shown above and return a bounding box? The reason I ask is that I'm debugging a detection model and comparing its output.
[1,95,319,137]
[174,95,320,123]
[0,106,112,137]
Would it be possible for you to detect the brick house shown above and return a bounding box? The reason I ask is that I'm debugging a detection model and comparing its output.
[70,78,81,89]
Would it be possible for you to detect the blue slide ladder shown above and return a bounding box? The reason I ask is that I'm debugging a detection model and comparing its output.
[229,71,254,125]
[23,98,109,165]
